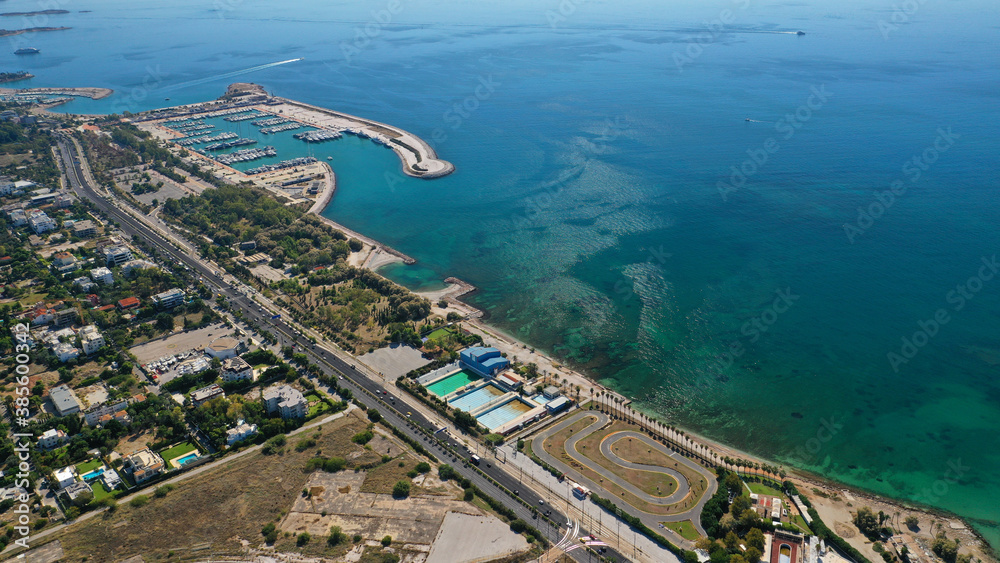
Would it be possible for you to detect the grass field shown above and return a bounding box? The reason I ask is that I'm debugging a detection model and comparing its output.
[75,458,103,474]
[305,391,331,418]
[746,481,785,497]
[611,435,677,468]
[45,411,385,561]
[663,519,701,541]
[159,441,197,462]
[426,327,456,340]
[576,429,680,499]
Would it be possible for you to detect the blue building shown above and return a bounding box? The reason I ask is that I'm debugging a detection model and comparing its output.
[460,347,510,378]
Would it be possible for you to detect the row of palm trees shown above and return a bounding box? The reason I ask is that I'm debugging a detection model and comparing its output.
[588,389,786,481]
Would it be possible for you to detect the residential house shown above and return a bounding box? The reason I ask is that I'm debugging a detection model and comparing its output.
[63,480,93,502]
[53,466,77,490]
[83,398,130,426]
[117,296,140,311]
[151,288,184,309]
[52,252,78,274]
[79,325,105,355]
[191,383,225,407]
[72,219,97,238]
[37,428,68,450]
[73,276,97,292]
[262,385,307,419]
[121,447,164,484]
[7,208,26,226]
[90,267,113,285]
[28,211,56,234]
[103,245,133,267]
[221,356,253,383]
[121,259,157,275]
[226,420,258,445]
[52,342,80,363]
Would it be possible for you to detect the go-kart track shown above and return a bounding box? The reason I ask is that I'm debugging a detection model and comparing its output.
[532,411,718,541]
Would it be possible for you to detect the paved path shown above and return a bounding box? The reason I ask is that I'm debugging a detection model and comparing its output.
[533,410,717,540]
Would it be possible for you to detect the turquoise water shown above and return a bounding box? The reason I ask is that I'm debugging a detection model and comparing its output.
[448,383,506,412]
[176,453,200,466]
[425,369,481,397]
[80,468,104,481]
[15,0,999,549]
[477,398,535,431]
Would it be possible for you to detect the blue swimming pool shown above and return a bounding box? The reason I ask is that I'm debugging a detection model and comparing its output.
[176,453,200,466]
[80,468,105,481]
[448,383,505,412]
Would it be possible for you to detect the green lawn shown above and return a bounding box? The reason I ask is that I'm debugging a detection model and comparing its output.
[75,459,104,474]
[91,480,115,502]
[747,481,785,497]
[159,441,197,462]
[305,392,331,418]
[426,327,456,340]
[663,520,701,541]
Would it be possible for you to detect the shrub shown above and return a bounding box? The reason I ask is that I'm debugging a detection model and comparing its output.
[407,469,418,478]
[415,462,431,473]
[367,409,381,422]
[351,430,374,445]
[438,464,456,481]
[129,495,149,508]
[353,534,362,543]
[328,525,345,546]
[262,522,278,544]
[509,519,527,533]
[392,480,410,498]
[297,531,311,546]
[381,535,392,547]
[154,485,174,498]
[464,489,474,501]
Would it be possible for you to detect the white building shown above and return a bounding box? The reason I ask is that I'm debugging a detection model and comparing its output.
[121,259,157,275]
[151,288,184,309]
[79,325,105,355]
[52,342,80,363]
[49,384,82,415]
[90,267,113,285]
[37,428,68,450]
[73,276,97,292]
[7,208,26,226]
[191,383,225,407]
[226,420,258,445]
[0,178,19,196]
[83,398,131,426]
[221,356,253,383]
[103,245,133,267]
[53,466,77,490]
[28,211,56,234]
[121,448,164,484]
[262,385,307,419]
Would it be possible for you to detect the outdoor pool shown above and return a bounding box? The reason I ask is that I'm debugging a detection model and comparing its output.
[426,369,481,398]
[81,468,105,481]
[176,453,200,466]
[448,383,505,412]
[476,398,535,431]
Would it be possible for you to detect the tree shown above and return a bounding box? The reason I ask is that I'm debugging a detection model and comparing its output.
[905,515,919,530]
[381,535,392,547]
[854,506,881,540]
[724,472,742,496]
[745,547,762,563]
[746,528,766,551]
[297,531,311,546]
[731,494,751,515]
[724,531,741,553]
[392,480,410,498]
[931,534,959,563]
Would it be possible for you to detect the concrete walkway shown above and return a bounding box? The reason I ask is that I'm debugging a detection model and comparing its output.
[532,410,717,540]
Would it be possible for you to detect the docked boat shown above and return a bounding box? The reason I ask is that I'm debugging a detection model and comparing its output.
[14,48,40,55]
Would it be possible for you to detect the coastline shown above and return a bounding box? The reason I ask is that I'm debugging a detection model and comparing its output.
[64,87,996,559]
[0,86,113,100]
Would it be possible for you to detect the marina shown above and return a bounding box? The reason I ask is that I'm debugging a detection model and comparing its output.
[244,156,317,175]
[214,146,277,165]
[260,122,303,134]
[225,111,267,122]
[202,138,257,151]
[252,117,290,126]
[294,129,342,142]
[185,131,238,145]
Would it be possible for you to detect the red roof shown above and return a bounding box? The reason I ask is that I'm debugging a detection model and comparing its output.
[97,304,115,311]
[117,296,140,309]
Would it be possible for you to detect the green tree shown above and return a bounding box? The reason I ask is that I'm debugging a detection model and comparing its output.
[745,528,766,551]
[328,525,345,546]
[853,507,880,539]
[392,480,410,498]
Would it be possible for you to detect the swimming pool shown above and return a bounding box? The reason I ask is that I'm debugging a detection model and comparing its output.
[448,383,505,412]
[176,453,200,466]
[426,369,481,397]
[476,398,535,431]
[81,468,105,481]
[530,394,552,406]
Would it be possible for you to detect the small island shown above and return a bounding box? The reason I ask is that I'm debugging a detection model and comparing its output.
[1,9,70,17]
[0,26,72,37]
[0,71,33,84]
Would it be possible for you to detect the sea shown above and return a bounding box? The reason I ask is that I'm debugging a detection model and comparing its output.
[9,0,998,550]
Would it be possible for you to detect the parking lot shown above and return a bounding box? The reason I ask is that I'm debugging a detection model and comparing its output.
[129,324,231,386]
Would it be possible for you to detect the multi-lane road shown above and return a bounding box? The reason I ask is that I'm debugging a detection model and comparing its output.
[54,132,629,562]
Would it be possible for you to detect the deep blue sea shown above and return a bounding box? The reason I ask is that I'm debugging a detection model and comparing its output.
[10,0,998,550]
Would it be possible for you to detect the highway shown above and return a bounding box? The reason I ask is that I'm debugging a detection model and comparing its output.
[54,132,629,562]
